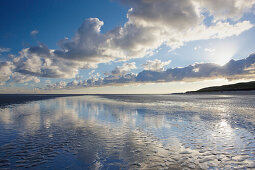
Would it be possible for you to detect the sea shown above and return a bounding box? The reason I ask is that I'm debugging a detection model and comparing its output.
[0,94,255,169]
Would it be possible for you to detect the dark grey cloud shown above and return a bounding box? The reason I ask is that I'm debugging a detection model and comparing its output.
[54,18,106,61]
[12,47,97,79]
[118,0,201,29]
[136,53,255,82]
[103,73,136,85]
[47,53,255,90]
[28,44,51,57]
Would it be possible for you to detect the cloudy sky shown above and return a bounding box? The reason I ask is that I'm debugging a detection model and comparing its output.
[1,0,255,94]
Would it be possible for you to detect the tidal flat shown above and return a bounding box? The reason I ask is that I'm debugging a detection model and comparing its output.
[0,94,255,169]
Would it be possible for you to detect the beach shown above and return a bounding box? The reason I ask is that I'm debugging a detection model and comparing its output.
[0,94,255,169]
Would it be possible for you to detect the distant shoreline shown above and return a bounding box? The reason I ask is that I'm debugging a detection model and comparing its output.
[184,90,255,95]
[185,81,255,94]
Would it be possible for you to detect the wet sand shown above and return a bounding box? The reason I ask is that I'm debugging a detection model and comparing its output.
[0,94,255,169]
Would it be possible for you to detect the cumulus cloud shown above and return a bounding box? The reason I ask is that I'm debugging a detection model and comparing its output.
[11,72,40,84]
[30,30,39,36]
[110,62,136,76]
[142,59,171,72]
[45,79,51,85]
[114,0,254,50]
[167,21,253,49]
[60,62,137,88]
[0,60,41,85]
[196,0,255,21]
[0,62,14,85]
[49,53,255,90]
[13,46,97,79]
[102,73,136,85]
[54,18,107,61]
[136,53,255,82]
[0,47,10,53]
[118,0,202,29]
[71,62,133,87]
[66,80,79,88]
[89,70,95,76]
[47,81,67,89]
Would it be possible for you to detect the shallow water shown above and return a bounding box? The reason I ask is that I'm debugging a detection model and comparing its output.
[1,94,255,169]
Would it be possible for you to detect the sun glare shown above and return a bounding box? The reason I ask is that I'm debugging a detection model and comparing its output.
[215,52,233,66]
[206,42,238,66]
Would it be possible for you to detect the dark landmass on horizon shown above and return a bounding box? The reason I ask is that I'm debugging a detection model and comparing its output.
[186,81,255,94]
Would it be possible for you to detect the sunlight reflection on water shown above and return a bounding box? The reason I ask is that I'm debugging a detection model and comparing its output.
[0,94,255,169]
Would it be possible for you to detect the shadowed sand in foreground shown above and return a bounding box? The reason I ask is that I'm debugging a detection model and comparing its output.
[0,94,87,107]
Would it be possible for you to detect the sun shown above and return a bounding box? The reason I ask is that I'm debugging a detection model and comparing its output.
[206,42,238,66]
[214,52,233,66]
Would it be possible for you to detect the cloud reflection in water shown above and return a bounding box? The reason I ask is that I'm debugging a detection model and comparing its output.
[0,94,255,169]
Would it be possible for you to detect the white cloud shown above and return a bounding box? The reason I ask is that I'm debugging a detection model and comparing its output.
[89,72,100,80]
[137,53,255,82]
[67,80,78,88]
[204,48,215,53]
[89,70,95,75]
[111,62,137,76]
[47,81,67,89]
[142,59,171,72]
[119,0,202,29]
[0,62,14,85]
[166,20,253,49]
[11,72,40,84]
[30,30,39,36]
[0,47,10,53]
[114,0,254,51]
[102,73,136,85]
[196,0,255,21]
[45,79,51,84]
[0,61,40,85]
[14,46,97,79]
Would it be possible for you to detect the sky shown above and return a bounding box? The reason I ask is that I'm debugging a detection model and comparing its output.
[0,0,255,94]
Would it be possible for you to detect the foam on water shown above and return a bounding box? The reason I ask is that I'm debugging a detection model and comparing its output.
[0,94,255,169]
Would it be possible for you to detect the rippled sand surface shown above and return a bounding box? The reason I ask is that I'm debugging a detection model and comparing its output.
[1,94,255,169]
